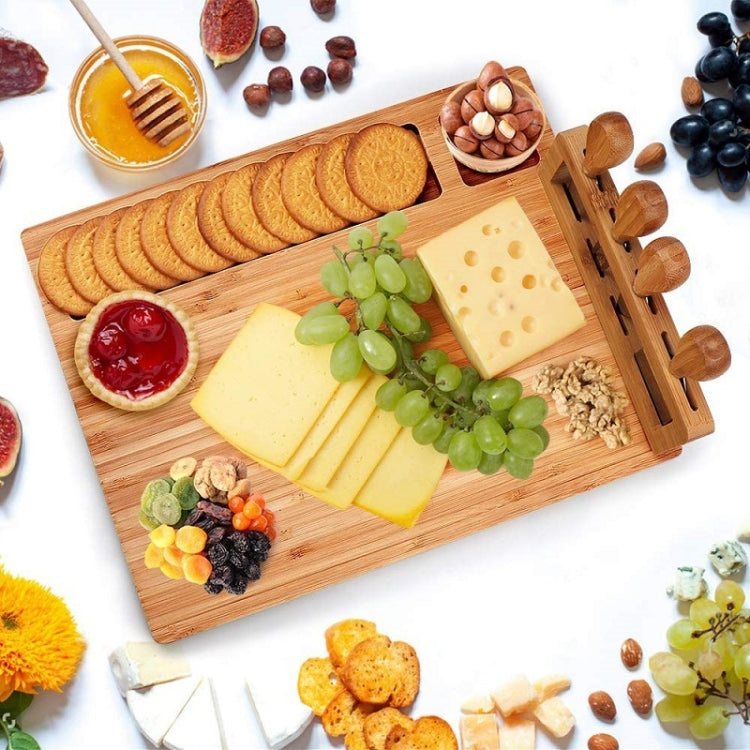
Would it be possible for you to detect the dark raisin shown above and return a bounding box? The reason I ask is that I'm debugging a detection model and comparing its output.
[226,572,248,596]
[228,551,246,570]
[246,531,271,558]
[211,565,234,587]
[243,560,262,581]
[207,542,229,566]
[203,581,224,595]
[227,530,250,554]
[207,526,228,544]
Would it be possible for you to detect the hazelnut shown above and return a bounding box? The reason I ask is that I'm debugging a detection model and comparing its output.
[267,66,293,93]
[484,78,514,114]
[479,137,505,159]
[495,113,519,143]
[505,131,529,157]
[470,110,495,140]
[477,60,508,91]
[325,35,356,59]
[243,83,271,108]
[311,0,336,14]
[259,25,286,49]
[523,109,544,141]
[439,100,464,136]
[327,57,353,85]
[460,88,485,124]
[300,65,326,92]
[453,124,479,153]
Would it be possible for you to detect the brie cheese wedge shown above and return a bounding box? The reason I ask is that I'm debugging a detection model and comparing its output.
[163,677,227,750]
[110,641,191,695]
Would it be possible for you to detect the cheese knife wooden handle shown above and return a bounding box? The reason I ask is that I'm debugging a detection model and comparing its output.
[583,111,634,177]
[633,236,691,296]
[669,325,731,381]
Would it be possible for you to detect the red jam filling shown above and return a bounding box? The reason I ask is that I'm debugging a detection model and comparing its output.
[87,299,189,401]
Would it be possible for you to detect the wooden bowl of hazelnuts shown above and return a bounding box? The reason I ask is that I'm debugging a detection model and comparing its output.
[440,61,546,174]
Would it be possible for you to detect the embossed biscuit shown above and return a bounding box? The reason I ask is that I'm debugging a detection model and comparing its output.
[64,216,116,304]
[316,133,378,224]
[345,124,428,212]
[167,182,235,273]
[37,226,93,316]
[199,171,265,262]
[280,143,350,234]
[141,191,203,281]
[252,153,319,245]
[92,207,145,292]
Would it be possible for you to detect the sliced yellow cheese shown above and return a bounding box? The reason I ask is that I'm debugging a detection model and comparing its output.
[354,430,447,528]
[190,303,339,467]
[298,375,384,492]
[416,197,585,379]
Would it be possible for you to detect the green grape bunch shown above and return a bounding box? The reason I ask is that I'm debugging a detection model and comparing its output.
[295,212,551,478]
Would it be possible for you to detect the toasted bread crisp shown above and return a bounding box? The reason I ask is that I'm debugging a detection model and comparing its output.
[297,656,344,717]
[384,716,458,750]
[364,707,415,750]
[321,688,376,737]
[326,618,379,672]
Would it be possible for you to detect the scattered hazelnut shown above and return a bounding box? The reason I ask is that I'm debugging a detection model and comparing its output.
[439,101,464,136]
[588,690,617,721]
[505,131,529,157]
[495,113,519,143]
[267,66,293,93]
[243,83,271,108]
[310,0,336,14]
[477,60,508,91]
[325,35,356,59]
[484,78,514,114]
[626,679,653,715]
[453,124,479,153]
[470,111,495,140]
[259,25,286,49]
[300,65,326,92]
[327,57,353,85]
[620,638,643,669]
[479,137,505,159]
[460,88,485,124]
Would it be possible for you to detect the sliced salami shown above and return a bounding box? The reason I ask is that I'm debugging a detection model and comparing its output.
[0,30,48,98]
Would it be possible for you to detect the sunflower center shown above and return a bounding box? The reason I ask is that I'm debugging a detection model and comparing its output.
[1,614,17,630]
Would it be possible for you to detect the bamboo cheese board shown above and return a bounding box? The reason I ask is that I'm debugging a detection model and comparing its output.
[20,68,724,643]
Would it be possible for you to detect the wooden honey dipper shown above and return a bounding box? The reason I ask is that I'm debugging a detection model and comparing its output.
[69,0,191,147]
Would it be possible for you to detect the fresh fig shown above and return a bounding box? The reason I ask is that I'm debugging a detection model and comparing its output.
[200,0,259,68]
[0,396,21,486]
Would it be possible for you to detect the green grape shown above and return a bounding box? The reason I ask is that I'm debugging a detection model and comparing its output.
[433,424,458,454]
[735,610,750,646]
[655,694,699,723]
[507,428,545,459]
[715,579,745,611]
[412,412,445,445]
[330,333,363,382]
[533,424,550,451]
[666,618,700,651]
[649,651,698,695]
[450,366,481,405]
[473,415,508,455]
[471,379,496,410]
[492,409,511,431]
[394,390,431,427]
[320,258,350,297]
[295,312,350,345]
[418,348,449,375]
[377,210,408,239]
[358,329,397,373]
[304,300,339,319]
[399,257,432,304]
[435,362,462,392]
[502,451,534,479]
[386,295,421,334]
[376,379,408,411]
[360,291,387,330]
[696,649,724,681]
[374,253,407,293]
[508,395,549,428]
[477,451,504,476]
[448,430,482,472]
[688,704,730,740]
[348,226,374,250]
[349,259,377,299]
[689,598,721,628]
[712,632,738,671]
[405,316,432,343]
[379,239,402,258]
[486,376,523,411]
[733,643,750,679]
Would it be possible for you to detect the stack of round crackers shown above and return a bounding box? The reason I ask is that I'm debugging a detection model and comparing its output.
[37,123,429,316]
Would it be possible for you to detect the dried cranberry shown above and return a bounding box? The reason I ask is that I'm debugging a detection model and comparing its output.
[125,304,167,342]
[93,323,127,360]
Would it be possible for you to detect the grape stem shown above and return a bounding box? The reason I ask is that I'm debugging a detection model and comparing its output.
[692,604,750,642]
[691,668,750,724]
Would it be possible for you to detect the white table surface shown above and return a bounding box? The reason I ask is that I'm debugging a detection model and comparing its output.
[1,1,749,748]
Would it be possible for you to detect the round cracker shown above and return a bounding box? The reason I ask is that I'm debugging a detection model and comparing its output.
[345,124,429,212]
[280,143,349,234]
[167,182,235,273]
[64,216,116,304]
[252,153,319,245]
[92,207,145,292]
[198,171,265,262]
[141,191,203,281]
[37,226,93,316]
[316,133,378,223]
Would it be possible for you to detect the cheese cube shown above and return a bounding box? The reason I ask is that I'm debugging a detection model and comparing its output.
[490,674,538,717]
[533,696,575,738]
[109,641,190,695]
[532,673,571,702]
[460,693,496,714]
[163,677,227,750]
[416,197,585,379]
[460,713,500,750]
[497,717,535,750]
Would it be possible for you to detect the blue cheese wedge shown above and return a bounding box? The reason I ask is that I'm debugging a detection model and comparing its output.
[666,566,708,601]
[708,540,748,577]
[163,677,227,750]
[109,641,191,695]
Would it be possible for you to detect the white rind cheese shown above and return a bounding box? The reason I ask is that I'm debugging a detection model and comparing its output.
[109,641,191,695]
[163,677,227,750]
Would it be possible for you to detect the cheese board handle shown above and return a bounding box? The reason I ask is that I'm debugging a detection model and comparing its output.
[669,325,731,381]
[633,236,691,296]
[611,180,668,242]
[583,111,634,177]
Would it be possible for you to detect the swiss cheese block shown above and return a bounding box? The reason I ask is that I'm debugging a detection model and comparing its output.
[416,197,585,379]
[354,429,447,528]
[191,303,339,467]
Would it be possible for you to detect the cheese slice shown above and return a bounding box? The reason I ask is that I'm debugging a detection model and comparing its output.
[109,640,190,695]
[416,197,585,379]
[163,677,227,750]
[191,303,339,466]
[354,430,447,528]
[126,674,202,747]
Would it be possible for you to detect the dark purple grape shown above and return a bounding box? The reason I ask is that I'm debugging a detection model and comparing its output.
[734,83,750,123]
[739,37,750,55]
[695,59,711,83]
[670,114,710,147]
[731,0,750,21]
[729,53,750,87]
[708,118,739,146]
[699,47,738,82]
[717,141,747,167]
[717,163,748,192]
[701,97,736,123]
[708,31,735,47]
[697,11,732,36]
[687,142,717,177]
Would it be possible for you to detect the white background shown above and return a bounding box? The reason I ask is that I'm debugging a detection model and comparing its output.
[1,1,749,748]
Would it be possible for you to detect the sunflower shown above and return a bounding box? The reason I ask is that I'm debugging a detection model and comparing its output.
[0,565,85,701]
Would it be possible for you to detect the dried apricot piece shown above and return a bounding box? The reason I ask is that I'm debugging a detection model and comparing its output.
[183,554,212,584]
[149,523,176,549]
[144,542,165,569]
[175,525,208,554]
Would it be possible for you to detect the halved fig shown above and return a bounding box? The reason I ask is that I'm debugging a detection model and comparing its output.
[0,396,21,486]
[200,0,259,68]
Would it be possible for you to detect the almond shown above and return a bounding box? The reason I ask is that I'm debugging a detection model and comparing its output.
[627,679,653,715]
[620,638,643,669]
[634,142,666,171]
[588,690,616,721]
[681,76,704,108]
[588,733,619,750]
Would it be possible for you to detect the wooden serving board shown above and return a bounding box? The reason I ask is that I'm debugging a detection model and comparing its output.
[21,69,680,643]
